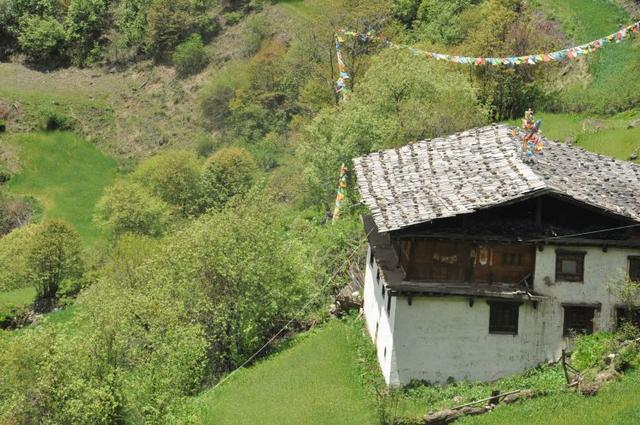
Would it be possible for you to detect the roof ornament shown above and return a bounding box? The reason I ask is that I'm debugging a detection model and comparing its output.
[520,108,543,162]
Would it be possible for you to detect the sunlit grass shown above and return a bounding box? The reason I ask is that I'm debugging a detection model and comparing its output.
[191,319,378,425]
[3,132,117,244]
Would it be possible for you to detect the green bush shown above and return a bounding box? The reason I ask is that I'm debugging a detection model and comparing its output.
[64,0,108,65]
[0,119,5,132]
[0,164,10,183]
[39,107,74,131]
[195,134,216,157]
[223,11,241,26]
[199,147,257,210]
[28,220,83,306]
[132,150,202,215]
[0,224,41,291]
[172,33,208,77]
[94,179,171,237]
[571,332,616,371]
[17,15,67,64]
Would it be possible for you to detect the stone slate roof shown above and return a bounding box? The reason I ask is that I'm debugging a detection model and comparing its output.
[354,124,640,232]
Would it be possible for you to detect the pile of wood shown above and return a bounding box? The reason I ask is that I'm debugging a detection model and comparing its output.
[422,389,536,424]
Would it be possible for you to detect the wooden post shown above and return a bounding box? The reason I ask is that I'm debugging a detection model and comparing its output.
[561,349,571,385]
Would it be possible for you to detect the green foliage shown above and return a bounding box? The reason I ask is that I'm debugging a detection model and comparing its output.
[28,219,83,303]
[571,332,615,371]
[64,0,108,65]
[457,369,640,425]
[0,224,40,291]
[17,14,67,63]
[173,33,208,77]
[240,13,271,56]
[199,147,257,210]
[415,0,473,45]
[39,106,75,130]
[223,11,242,26]
[0,191,35,236]
[195,134,217,158]
[303,49,488,206]
[133,150,202,214]
[392,0,419,25]
[94,179,171,237]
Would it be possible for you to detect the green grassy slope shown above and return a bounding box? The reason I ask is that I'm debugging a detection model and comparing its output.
[460,369,640,425]
[534,0,640,112]
[3,132,117,244]
[190,320,378,425]
[0,287,36,319]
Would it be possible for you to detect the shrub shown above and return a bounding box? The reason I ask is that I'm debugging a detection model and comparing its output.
[0,164,10,183]
[64,0,108,65]
[0,119,5,132]
[195,133,216,157]
[199,147,257,210]
[172,33,208,77]
[200,76,237,130]
[28,220,83,308]
[17,15,67,64]
[223,11,241,26]
[0,224,41,291]
[571,332,616,371]
[94,180,171,237]
[132,150,202,214]
[39,106,74,131]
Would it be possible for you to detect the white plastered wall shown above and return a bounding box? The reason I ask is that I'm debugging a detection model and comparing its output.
[363,243,640,386]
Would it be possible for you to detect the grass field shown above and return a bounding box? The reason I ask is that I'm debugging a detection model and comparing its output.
[0,287,36,318]
[534,0,640,113]
[189,319,378,425]
[460,368,640,425]
[3,131,117,244]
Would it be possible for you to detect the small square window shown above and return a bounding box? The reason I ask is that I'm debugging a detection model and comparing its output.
[556,251,585,282]
[629,257,640,282]
[488,301,520,335]
[563,306,594,336]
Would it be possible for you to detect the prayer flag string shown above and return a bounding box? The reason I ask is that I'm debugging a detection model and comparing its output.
[335,20,640,93]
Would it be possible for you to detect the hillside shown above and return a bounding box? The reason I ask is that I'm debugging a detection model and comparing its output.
[1,0,640,423]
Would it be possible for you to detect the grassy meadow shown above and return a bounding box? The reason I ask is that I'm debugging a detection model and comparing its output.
[460,368,640,425]
[3,131,117,244]
[189,319,378,425]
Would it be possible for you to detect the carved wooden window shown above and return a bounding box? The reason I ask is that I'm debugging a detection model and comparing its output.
[563,306,594,336]
[629,256,640,282]
[555,251,586,282]
[488,301,520,335]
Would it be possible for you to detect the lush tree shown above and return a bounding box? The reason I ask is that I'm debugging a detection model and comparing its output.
[414,0,474,45]
[199,147,257,210]
[303,49,488,207]
[65,0,108,65]
[94,179,170,237]
[28,220,82,307]
[133,150,202,214]
[17,15,67,63]
[0,223,40,291]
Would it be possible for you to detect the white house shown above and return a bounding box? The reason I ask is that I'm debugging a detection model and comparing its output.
[353,124,640,386]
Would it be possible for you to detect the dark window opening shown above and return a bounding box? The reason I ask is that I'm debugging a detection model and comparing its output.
[386,296,392,314]
[376,268,380,285]
[563,306,594,336]
[369,247,375,267]
[381,285,385,298]
[616,307,640,329]
[556,251,586,282]
[489,302,520,335]
[629,257,640,282]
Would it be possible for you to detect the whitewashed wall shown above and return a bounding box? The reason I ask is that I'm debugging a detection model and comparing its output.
[532,245,640,344]
[363,245,398,384]
[363,243,640,386]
